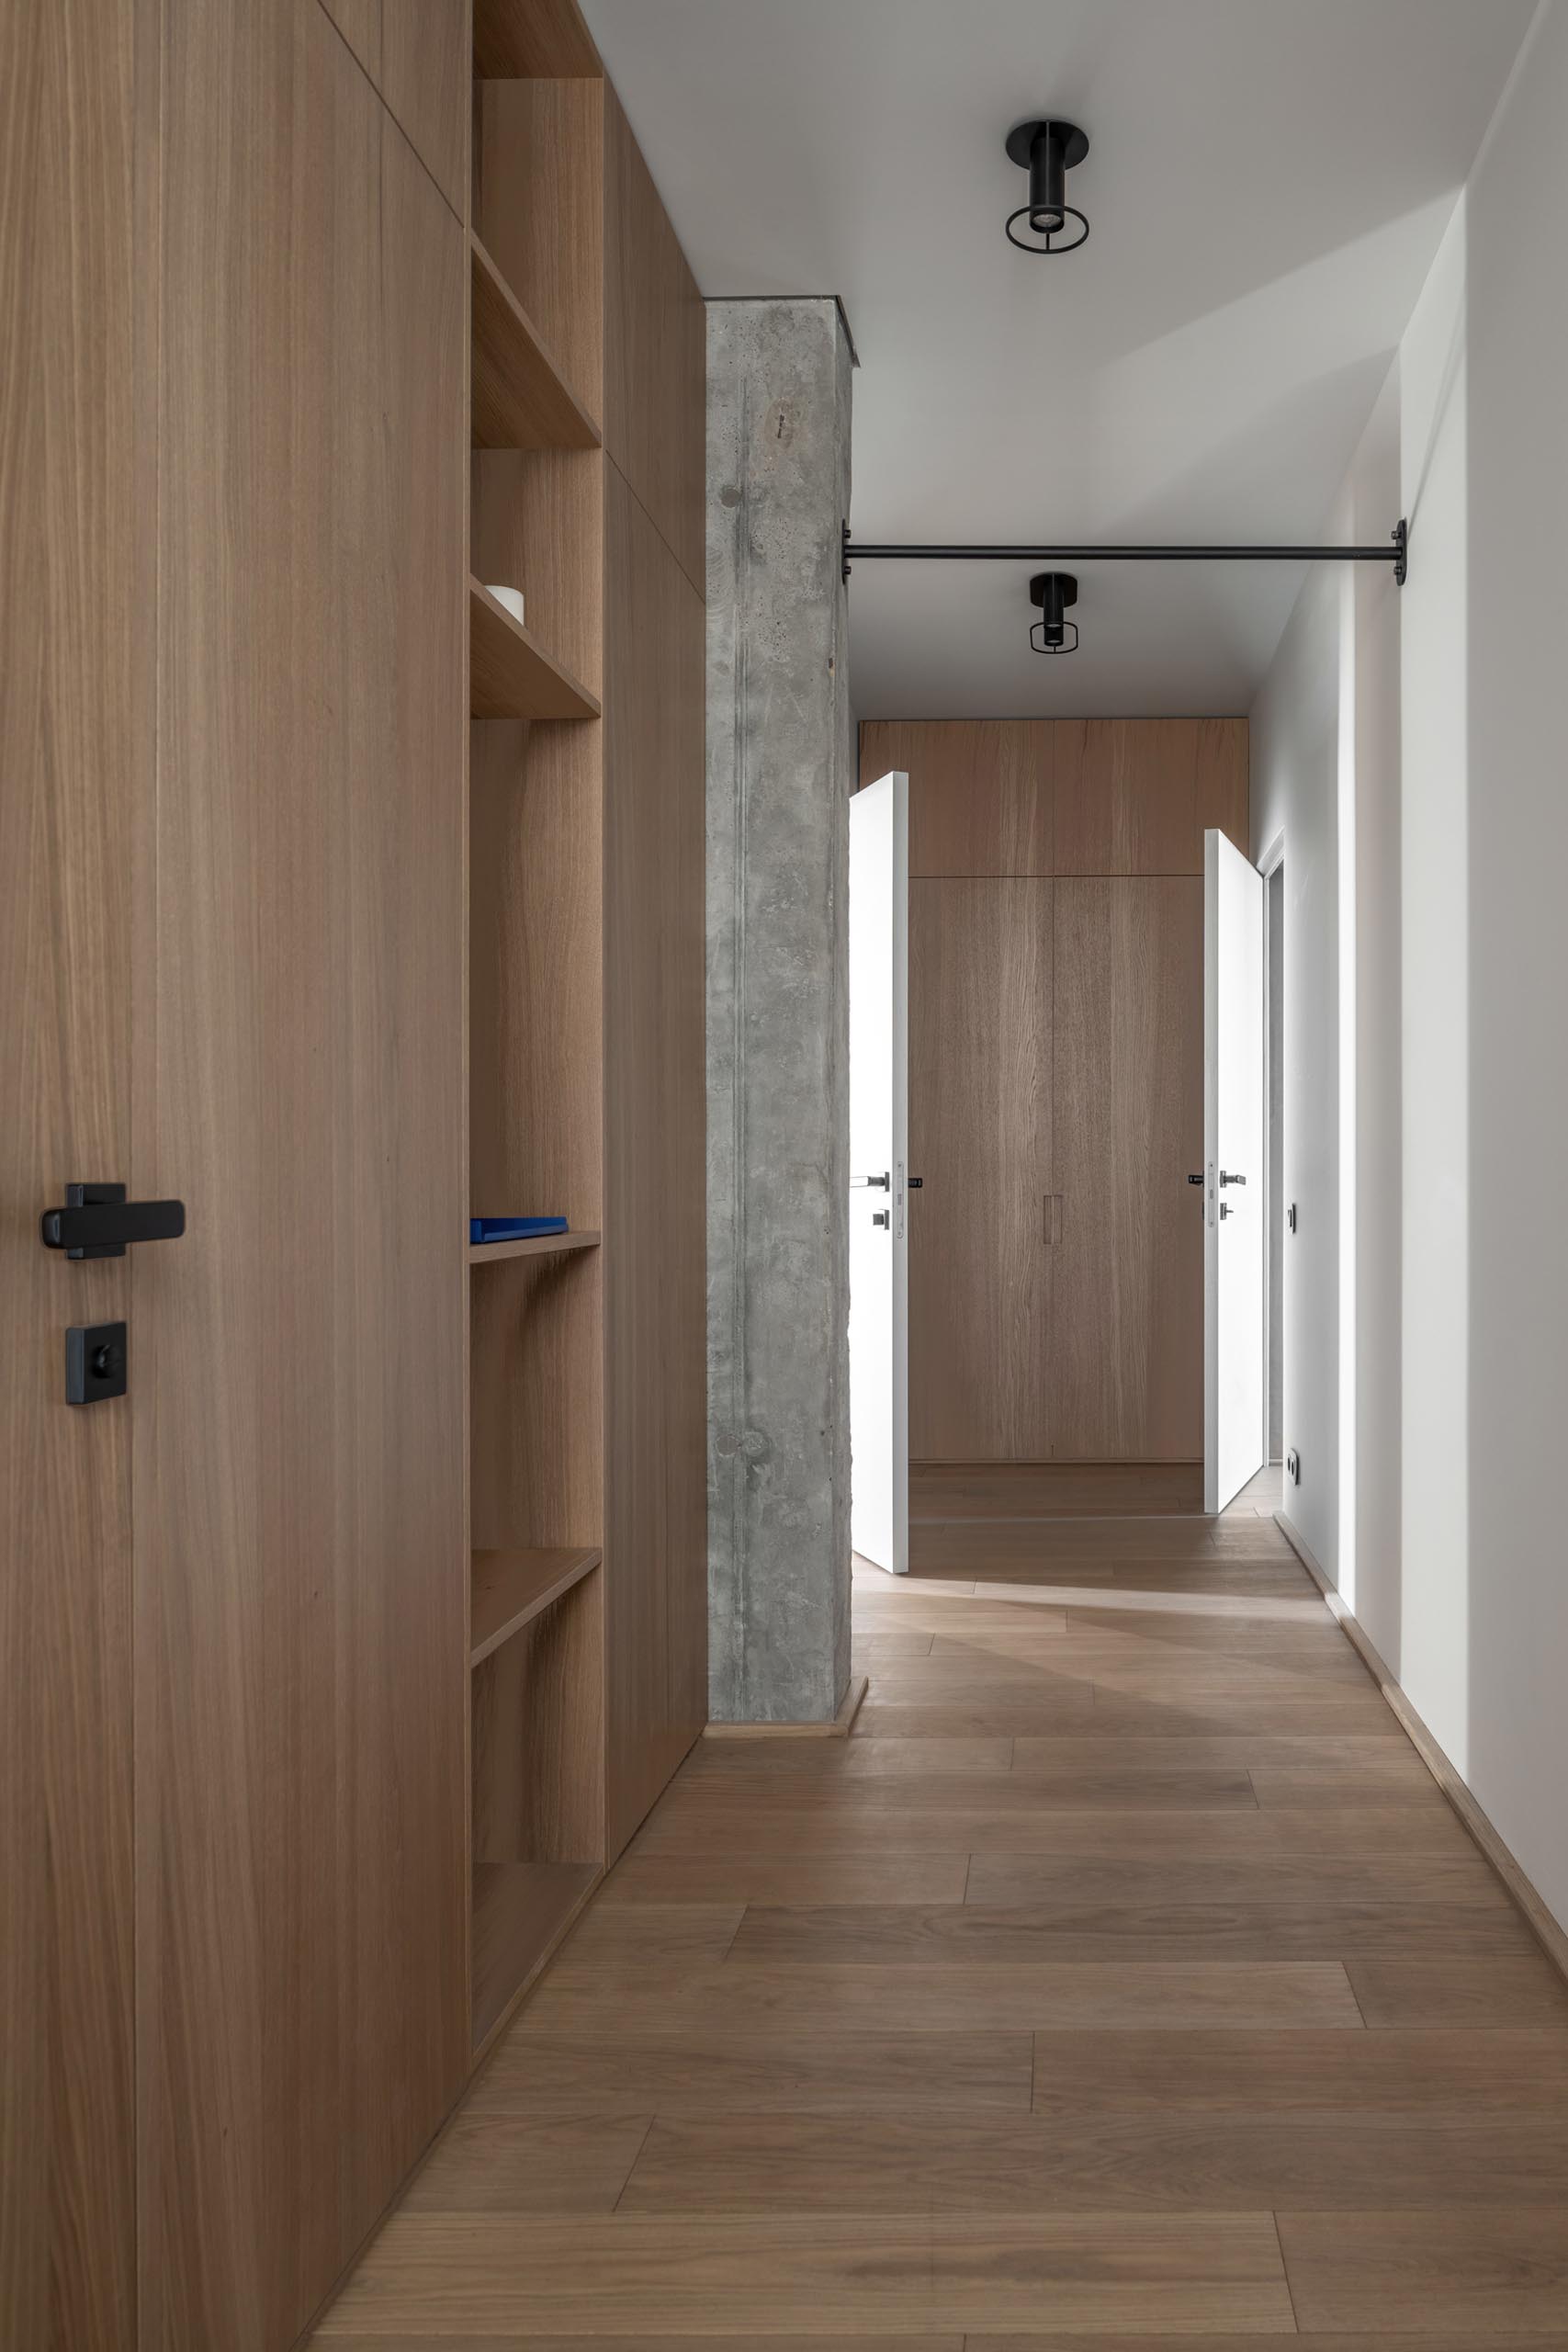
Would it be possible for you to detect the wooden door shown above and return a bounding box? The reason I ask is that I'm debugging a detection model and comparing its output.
[136,7,468,2346]
[1,5,138,2344]
[908,880,1054,1460]
[1049,879,1205,1459]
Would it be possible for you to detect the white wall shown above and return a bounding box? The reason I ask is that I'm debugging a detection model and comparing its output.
[1251,0,1568,1933]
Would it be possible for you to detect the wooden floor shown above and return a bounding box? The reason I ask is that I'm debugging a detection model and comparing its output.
[314,1483,1568,2344]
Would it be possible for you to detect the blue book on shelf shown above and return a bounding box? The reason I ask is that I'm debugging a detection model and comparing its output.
[469,1216,569,1245]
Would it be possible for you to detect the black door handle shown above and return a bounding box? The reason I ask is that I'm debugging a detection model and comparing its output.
[41,1183,186,1261]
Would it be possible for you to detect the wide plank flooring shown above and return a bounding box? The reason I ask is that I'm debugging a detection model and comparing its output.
[313,1491,1568,2343]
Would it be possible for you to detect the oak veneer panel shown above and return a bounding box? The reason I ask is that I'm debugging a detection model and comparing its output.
[475,78,604,425]
[469,718,604,1232]
[470,2027,1032,2117]
[472,0,604,79]
[728,1895,1533,1965]
[601,1851,973,1905]
[471,447,604,695]
[468,575,600,718]
[629,1799,1477,1860]
[913,1459,1203,1514]
[604,85,705,594]
[470,237,602,453]
[1048,876,1204,1458]
[520,1959,1364,2035]
[470,1863,600,2050]
[619,2108,1568,2214]
[313,2211,1292,2336]
[470,1545,602,1664]
[909,878,1053,1458]
[603,464,708,1857]
[318,0,469,215]
[1347,1955,1568,2027]
[468,1227,601,1265]
[0,1,137,2341]
[141,11,468,2343]
[1277,2208,1568,2335]
[1030,2027,1568,2118]
[862,719,1054,876]
[400,2110,651,2212]
[469,1257,604,1552]
[1054,717,1248,874]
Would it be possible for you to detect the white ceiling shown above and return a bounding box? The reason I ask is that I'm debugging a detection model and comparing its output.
[581,0,1532,718]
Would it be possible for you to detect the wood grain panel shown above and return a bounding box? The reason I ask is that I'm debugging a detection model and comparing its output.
[604,85,705,594]
[472,1569,604,1868]
[472,0,603,79]
[1278,2209,1568,2335]
[1048,878,1203,1458]
[0,3,137,2342]
[139,9,468,2344]
[1055,718,1248,874]
[909,879,1053,1459]
[317,0,469,216]
[861,720,1054,876]
[314,2211,1292,2336]
[475,77,604,426]
[603,463,708,1858]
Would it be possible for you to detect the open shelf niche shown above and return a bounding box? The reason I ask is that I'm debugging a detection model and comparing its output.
[466,37,609,2054]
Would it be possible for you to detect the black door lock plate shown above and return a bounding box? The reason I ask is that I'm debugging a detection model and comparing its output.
[66,1321,128,1406]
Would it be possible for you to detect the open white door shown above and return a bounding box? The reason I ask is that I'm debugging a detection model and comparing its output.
[1204,828,1267,1512]
[848,770,909,1575]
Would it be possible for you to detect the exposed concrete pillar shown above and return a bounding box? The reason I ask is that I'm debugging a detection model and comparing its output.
[705,297,854,1724]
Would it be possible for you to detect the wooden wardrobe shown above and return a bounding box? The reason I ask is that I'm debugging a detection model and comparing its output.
[861,718,1247,1465]
[2,2,705,2346]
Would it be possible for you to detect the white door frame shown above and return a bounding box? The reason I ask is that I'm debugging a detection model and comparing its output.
[1258,831,1285,1476]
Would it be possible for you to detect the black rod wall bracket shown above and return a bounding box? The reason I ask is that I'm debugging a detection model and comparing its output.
[840,517,1410,585]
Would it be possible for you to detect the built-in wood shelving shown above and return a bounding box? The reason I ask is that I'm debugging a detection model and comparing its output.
[468,1227,601,1267]
[469,578,600,721]
[470,1545,602,1667]
[470,234,600,453]
[470,1860,600,2048]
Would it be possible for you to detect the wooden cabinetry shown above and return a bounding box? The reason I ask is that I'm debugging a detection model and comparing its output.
[868,718,1244,1465]
[4,0,705,2342]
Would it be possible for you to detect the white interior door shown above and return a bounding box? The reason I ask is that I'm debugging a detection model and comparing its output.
[848,770,909,1575]
[1204,828,1267,1512]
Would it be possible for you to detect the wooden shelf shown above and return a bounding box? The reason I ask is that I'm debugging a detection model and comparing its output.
[468,1227,601,1267]
[471,234,600,454]
[470,1545,601,1668]
[471,1860,599,2049]
[469,579,600,723]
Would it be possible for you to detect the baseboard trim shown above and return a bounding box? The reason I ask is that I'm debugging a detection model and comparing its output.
[705,1675,869,1742]
[1274,1510,1568,1986]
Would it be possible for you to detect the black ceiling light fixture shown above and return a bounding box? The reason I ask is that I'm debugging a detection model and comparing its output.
[1030,571,1078,654]
[1004,118,1089,253]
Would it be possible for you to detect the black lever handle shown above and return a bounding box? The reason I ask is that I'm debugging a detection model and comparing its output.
[41,1183,186,1261]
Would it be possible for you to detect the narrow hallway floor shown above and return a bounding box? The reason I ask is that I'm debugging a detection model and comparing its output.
[317,1490,1568,2344]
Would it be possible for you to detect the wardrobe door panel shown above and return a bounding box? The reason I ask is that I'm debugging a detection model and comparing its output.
[909,880,1053,1461]
[862,718,1054,877]
[139,7,468,2344]
[0,2,137,2342]
[1048,879,1204,1460]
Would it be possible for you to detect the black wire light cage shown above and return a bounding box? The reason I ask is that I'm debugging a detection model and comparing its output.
[1030,571,1079,654]
[1004,118,1089,253]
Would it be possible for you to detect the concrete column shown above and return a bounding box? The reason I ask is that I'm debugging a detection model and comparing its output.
[706,297,854,1724]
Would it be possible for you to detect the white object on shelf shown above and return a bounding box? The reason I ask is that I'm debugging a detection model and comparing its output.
[486,584,525,628]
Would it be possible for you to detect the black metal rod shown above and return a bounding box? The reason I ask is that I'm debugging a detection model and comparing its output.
[841,517,1408,587]
[845,541,1398,561]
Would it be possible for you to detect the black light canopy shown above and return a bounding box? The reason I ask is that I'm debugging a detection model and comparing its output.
[1030,571,1078,655]
[1004,118,1089,253]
